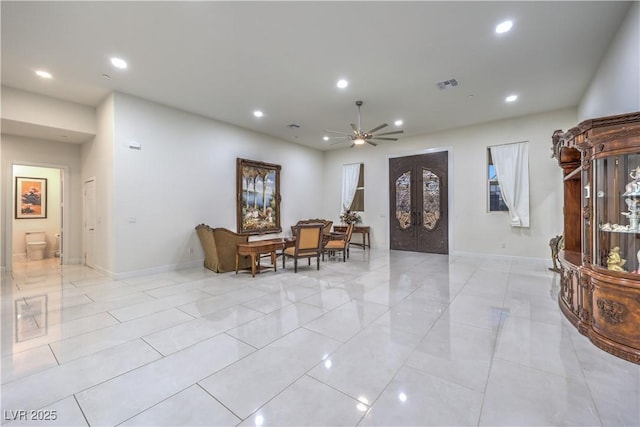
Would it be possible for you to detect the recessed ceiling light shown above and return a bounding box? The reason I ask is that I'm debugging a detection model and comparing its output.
[323,136,329,141]
[505,94,518,102]
[496,20,513,34]
[110,57,128,69]
[394,120,403,126]
[253,110,264,118]
[336,79,348,89]
[35,70,52,79]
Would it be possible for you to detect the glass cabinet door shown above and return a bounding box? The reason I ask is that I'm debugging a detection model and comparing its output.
[594,153,640,273]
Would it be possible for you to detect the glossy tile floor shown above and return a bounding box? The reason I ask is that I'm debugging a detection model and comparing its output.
[1,250,639,426]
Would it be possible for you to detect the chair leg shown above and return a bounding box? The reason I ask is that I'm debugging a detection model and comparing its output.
[294,258,298,273]
[316,255,320,270]
[343,249,346,262]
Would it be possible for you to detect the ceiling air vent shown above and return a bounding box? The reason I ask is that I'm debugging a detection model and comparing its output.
[287,123,301,129]
[436,79,459,90]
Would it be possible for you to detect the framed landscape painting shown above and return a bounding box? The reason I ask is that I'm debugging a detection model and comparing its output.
[237,158,281,235]
[15,177,47,219]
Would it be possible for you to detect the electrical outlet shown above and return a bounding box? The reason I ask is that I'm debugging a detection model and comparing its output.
[188,247,194,254]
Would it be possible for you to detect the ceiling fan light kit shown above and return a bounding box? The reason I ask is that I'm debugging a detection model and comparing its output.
[324,100,404,148]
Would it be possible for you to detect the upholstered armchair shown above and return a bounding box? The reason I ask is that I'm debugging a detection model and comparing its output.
[195,224,251,273]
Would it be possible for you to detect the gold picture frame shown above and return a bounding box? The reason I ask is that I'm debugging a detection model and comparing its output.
[237,158,281,235]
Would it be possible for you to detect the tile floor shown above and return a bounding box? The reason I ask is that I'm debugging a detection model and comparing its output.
[1,250,639,426]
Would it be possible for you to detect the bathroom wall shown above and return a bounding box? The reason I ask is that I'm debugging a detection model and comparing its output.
[12,164,62,261]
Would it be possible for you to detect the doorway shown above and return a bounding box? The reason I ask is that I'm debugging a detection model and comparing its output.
[10,164,65,270]
[389,151,449,253]
[83,178,96,268]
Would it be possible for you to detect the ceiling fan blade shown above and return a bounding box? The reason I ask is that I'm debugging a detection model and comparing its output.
[375,130,404,136]
[349,144,355,148]
[366,123,388,134]
[370,137,398,141]
[350,123,359,133]
[330,139,349,145]
[323,129,350,136]
[366,141,378,146]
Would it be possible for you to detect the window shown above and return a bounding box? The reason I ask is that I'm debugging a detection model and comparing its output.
[349,164,365,211]
[342,163,364,213]
[488,149,508,212]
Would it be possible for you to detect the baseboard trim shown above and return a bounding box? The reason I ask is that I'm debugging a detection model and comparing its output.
[451,250,549,264]
[111,259,204,281]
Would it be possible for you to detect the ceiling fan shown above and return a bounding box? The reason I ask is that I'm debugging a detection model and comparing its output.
[324,100,403,147]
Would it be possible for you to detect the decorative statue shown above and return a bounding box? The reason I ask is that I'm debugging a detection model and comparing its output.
[607,247,626,272]
[625,166,640,194]
[548,235,563,273]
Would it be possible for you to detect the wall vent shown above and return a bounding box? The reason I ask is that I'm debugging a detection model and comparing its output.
[436,79,459,90]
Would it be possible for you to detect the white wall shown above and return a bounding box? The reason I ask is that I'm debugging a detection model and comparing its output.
[323,108,577,259]
[579,2,640,119]
[109,93,324,276]
[1,86,96,136]
[81,94,115,275]
[1,134,83,268]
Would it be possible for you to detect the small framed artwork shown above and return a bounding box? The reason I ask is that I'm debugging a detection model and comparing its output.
[15,177,47,219]
[15,295,48,342]
[237,158,282,235]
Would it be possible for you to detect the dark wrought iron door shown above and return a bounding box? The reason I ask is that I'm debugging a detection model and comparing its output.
[389,151,448,253]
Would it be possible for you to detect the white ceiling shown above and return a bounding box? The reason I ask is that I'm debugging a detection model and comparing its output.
[1,1,632,150]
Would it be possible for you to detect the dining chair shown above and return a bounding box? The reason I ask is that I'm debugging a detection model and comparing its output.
[322,223,354,262]
[283,224,324,273]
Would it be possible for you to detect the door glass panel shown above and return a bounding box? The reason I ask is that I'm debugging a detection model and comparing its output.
[423,169,440,230]
[396,171,411,229]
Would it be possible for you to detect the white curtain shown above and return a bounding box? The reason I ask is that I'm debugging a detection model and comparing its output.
[341,163,360,212]
[490,142,530,227]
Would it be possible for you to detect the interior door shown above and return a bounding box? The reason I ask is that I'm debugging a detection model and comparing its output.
[83,178,96,268]
[389,151,448,253]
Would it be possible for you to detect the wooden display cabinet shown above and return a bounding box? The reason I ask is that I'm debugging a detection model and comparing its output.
[552,112,640,364]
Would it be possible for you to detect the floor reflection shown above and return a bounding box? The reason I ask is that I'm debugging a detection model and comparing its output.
[1,252,638,426]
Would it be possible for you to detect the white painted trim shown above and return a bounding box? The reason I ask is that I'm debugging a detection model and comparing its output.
[451,250,550,265]
[111,259,204,281]
[83,176,96,269]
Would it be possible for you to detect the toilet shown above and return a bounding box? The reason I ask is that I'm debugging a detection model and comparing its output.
[25,231,47,261]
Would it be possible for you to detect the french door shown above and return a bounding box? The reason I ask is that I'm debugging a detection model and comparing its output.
[389,151,448,253]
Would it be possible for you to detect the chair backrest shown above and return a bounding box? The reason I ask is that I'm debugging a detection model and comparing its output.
[292,219,333,237]
[344,223,355,242]
[295,224,323,254]
[321,221,333,236]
